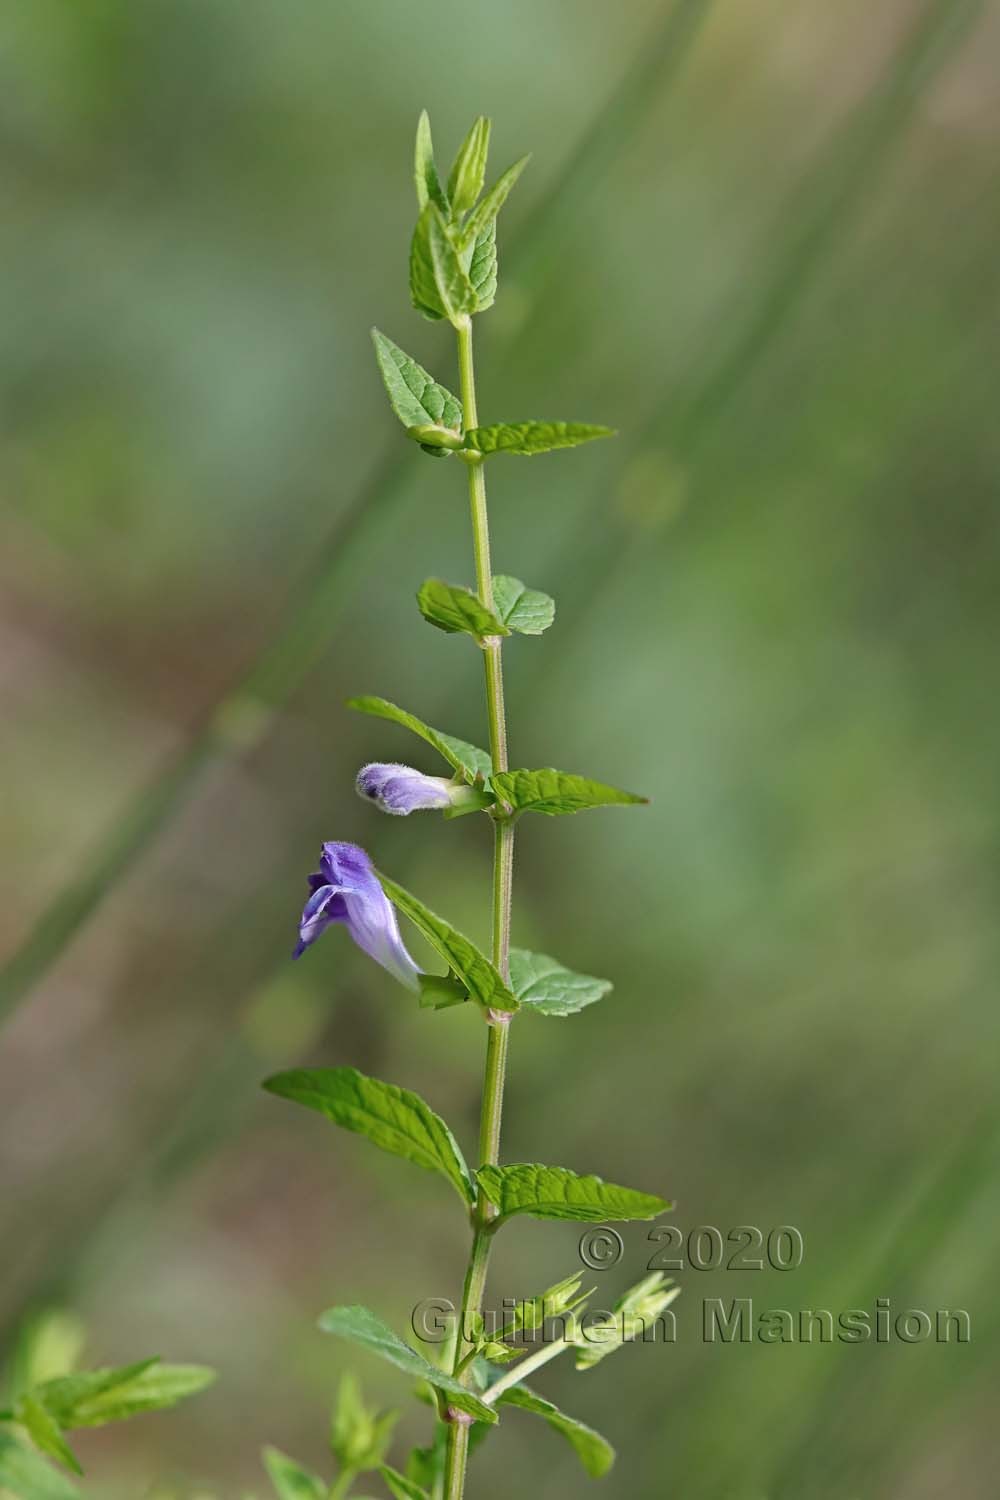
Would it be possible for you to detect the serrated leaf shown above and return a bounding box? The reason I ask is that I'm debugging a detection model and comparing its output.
[414,110,447,214]
[416,579,509,641]
[262,1447,326,1500]
[262,1067,474,1204]
[371,330,462,434]
[467,219,497,312]
[379,1465,428,1500]
[32,1361,216,1428]
[491,768,647,816]
[497,1386,614,1478]
[491,576,555,636]
[447,116,490,216]
[346,696,492,784]
[464,422,615,457]
[0,1433,81,1499]
[18,1396,81,1475]
[475,1164,668,1225]
[462,155,530,249]
[378,876,518,1015]
[410,205,476,325]
[508,948,611,1017]
[317,1308,497,1425]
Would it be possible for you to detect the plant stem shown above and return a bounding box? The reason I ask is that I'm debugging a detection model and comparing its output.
[442,315,516,1500]
[481,1336,572,1406]
[328,1468,357,1500]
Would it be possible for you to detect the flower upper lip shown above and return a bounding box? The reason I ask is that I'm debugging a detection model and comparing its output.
[294,841,419,991]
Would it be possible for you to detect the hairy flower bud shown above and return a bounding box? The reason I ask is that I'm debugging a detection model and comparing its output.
[356,763,455,816]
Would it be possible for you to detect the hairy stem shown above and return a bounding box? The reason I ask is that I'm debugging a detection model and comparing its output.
[443,315,515,1500]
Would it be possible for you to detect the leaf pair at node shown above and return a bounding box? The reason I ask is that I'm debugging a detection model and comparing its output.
[415,575,554,642]
[372,328,614,461]
[348,695,647,821]
[262,1065,670,1225]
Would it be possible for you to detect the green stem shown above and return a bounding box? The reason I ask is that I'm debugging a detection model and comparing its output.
[328,1467,357,1500]
[442,316,516,1500]
[481,1336,572,1406]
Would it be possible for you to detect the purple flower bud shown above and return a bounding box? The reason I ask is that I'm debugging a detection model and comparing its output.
[294,841,420,991]
[355,762,454,816]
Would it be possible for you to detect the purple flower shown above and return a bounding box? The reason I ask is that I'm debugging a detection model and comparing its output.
[356,762,454,816]
[294,841,419,990]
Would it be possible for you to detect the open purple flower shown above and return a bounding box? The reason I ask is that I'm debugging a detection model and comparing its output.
[356,762,454,816]
[294,841,419,990]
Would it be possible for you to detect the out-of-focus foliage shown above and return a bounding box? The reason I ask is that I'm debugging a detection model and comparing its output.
[1,0,998,1496]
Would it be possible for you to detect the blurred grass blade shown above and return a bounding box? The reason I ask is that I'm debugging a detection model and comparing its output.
[660,0,988,453]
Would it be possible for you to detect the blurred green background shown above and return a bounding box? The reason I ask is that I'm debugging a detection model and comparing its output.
[2,0,999,1495]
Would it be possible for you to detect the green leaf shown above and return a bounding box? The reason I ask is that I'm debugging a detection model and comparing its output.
[346,696,491,784]
[379,1465,428,1500]
[25,1361,152,1430]
[467,219,497,312]
[329,1373,397,1472]
[416,579,509,641]
[262,1447,326,1500]
[410,205,476,325]
[475,1164,669,1225]
[405,1425,446,1493]
[462,155,530,249]
[463,422,615,457]
[490,768,647,816]
[414,110,447,214]
[317,1308,497,1425]
[17,1396,81,1475]
[447,116,491,216]
[371,330,462,434]
[378,876,518,1015]
[496,1386,614,1479]
[262,1067,474,1205]
[31,1361,216,1428]
[491,576,555,636]
[508,948,612,1017]
[418,972,470,1011]
[0,1433,81,1499]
